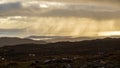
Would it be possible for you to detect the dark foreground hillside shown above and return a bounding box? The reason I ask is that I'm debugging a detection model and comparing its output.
[0,38,120,68]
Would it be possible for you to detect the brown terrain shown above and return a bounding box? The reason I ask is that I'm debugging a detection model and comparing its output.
[0,37,119,68]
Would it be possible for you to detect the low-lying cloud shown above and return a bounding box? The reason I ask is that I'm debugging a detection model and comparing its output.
[0,28,25,37]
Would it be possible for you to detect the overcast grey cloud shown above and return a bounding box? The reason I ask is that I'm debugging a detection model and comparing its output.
[0,0,119,19]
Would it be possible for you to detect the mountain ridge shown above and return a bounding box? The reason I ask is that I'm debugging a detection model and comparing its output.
[0,37,46,47]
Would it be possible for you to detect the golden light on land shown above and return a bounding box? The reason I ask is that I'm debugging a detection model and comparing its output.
[98,31,120,36]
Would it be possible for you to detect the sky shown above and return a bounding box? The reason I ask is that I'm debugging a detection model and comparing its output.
[0,0,120,38]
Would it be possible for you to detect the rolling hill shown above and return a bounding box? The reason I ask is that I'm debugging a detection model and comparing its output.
[0,37,46,47]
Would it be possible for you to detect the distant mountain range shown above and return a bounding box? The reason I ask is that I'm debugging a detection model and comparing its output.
[0,37,46,47]
[0,36,94,47]
[0,36,119,47]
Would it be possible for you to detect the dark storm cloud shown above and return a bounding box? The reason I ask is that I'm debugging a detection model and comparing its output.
[0,0,119,20]
[58,0,120,3]
[90,0,120,3]
[43,0,120,5]
[39,8,120,20]
[0,2,22,11]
